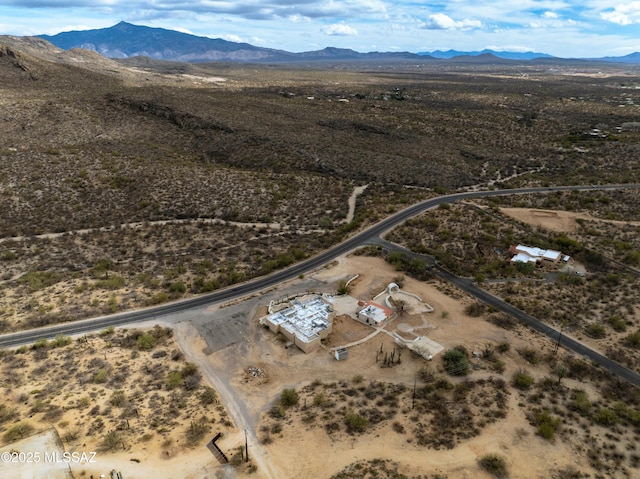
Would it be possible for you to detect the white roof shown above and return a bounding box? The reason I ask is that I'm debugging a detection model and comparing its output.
[511,253,538,264]
[514,244,561,261]
[266,297,333,343]
[542,250,561,261]
[359,304,388,324]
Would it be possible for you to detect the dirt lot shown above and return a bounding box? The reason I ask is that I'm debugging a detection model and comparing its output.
[500,206,640,233]
[174,253,604,479]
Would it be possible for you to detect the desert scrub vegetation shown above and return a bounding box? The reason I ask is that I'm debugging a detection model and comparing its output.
[0,220,341,330]
[385,199,640,370]
[260,375,508,450]
[508,347,640,477]
[0,326,232,451]
[385,202,548,280]
[478,453,509,478]
[330,458,448,479]
[5,52,640,331]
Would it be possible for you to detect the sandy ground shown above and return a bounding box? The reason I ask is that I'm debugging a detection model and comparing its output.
[500,206,640,233]
[168,253,593,479]
[0,429,73,479]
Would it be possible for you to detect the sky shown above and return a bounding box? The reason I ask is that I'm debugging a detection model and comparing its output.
[0,1,639,58]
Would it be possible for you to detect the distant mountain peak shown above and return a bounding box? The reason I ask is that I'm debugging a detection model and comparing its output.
[33,22,640,64]
[418,48,555,60]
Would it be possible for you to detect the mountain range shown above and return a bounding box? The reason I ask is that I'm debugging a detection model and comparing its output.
[36,21,640,64]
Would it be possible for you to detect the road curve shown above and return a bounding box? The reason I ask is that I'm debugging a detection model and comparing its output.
[1,183,639,350]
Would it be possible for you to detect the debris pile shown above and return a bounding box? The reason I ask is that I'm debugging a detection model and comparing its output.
[247,366,265,378]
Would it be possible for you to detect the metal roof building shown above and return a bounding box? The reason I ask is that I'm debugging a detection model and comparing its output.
[260,296,335,353]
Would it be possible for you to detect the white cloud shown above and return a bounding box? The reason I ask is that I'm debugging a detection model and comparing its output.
[288,14,311,23]
[486,44,532,52]
[218,33,244,42]
[322,22,358,36]
[421,13,482,30]
[601,2,640,25]
[172,27,195,35]
[543,11,558,19]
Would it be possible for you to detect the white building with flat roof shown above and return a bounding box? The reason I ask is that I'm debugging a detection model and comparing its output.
[509,244,564,267]
[355,301,395,327]
[260,296,335,353]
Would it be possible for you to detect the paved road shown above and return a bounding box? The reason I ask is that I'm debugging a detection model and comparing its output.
[374,238,640,386]
[2,183,640,372]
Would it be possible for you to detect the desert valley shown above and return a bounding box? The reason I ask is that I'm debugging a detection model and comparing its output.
[1,31,640,479]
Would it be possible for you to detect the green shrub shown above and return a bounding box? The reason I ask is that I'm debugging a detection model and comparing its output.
[313,393,326,406]
[109,390,126,407]
[0,404,18,426]
[147,292,169,305]
[516,347,540,365]
[100,326,115,336]
[3,422,35,443]
[512,370,534,390]
[465,302,486,317]
[32,338,49,350]
[535,410,560,440]
[593,408,618,427]
[337,280,350,295]
[50,334,72,348]
[345,410,369,433]
[479,453,508,478]
[99,431,123,452]
[95,276,126,290]
[570,391,591,414]
[1,250,17,261]
[584,323,606,339]
[94,369,109,383]
[185,416,210,445]
[200,387,218,405]
[280,388,299,408]
[443,347,469,376]
[607,314,627,332]
[137,332,158,350]
[626,329,640,348]
[166,371,183,390]
[169,281,187,294]
[18,271,64,292]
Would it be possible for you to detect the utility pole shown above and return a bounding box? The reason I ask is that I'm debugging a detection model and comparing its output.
[554,327,563,355]
[244,429,249,463]
[412,376,416,409]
